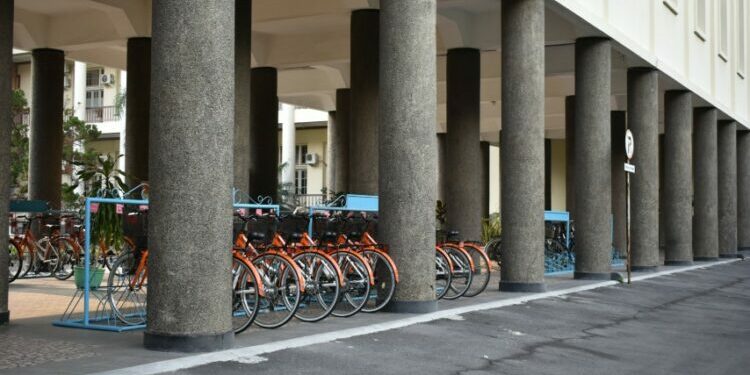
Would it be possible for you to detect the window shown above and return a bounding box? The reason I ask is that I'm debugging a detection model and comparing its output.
[86,68,103,87]
[86,90,103,108]
[719,0,729,61]
[663,0,679,15]
[295,168,307,195]
[295,145,308,165]
[695,0,707,40]
[738,0,746,77]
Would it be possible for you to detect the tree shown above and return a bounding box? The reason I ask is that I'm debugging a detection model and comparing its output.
[10,90,29,198]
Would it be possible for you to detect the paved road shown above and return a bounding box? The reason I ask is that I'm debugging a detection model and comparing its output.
[175,260,750,375]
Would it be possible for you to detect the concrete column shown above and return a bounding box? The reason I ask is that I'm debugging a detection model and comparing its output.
[693,107,719,260]
[379,0,437,312]
[663,90,693,265]
[627,68,660,270]
[248,67,279,201]
[574,37,612,279]
[659,134,665,262]
[326,110,336,194]
[146,0,235,352]
[565,96,575,218]
[125,37,151,185]
[0,0,13,326]
[611,111,626,256]
[738,130,750,250]
[718,120,738,257]
[349,9,379,195]
[73,61,86,120]
[280,103,296,193]
[445,48,482,241]
[436,133,446,202]
[481,141,490,218]
[29,49,65,209]
[331,89,350,193]
[499,0,546,292]
[234,0,251,193]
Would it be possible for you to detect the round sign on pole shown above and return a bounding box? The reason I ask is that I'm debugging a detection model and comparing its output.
[625,129,635,160]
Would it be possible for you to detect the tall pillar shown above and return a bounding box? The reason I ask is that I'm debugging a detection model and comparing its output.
[663,90,693,265]
[125,37,151,185]
[73,61,87,120]
[574,37,612,279]
[349,9,379,195]
[234,0,251,193]
[29,49,65,209]
[445,48,482,241]
[627,68,660,270]
[436,133,446,202]
[565,96,575,218]
[500,0,546,292]
[380,0,437,312]
[248,67,279,201]
[0,0,14,326]
[611,111,626,256]
[146,0,235,352]
[718,120,738,257]
[280,103,296,193]
[326,110,336,194]
[481,141,490,218]
[331,89,350,193]
[738,130,750,250]
[693,107,719,260]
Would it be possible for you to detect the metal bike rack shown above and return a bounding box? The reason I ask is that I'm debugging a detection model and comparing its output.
[306,194,379,235]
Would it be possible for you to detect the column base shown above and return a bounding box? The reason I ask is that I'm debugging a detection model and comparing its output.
[631,265,659,272]
[693,257,719,262]
[499,281,547,293]
[664,260,693,266]
[144,330,234,352]
[738,247,750,251]
[573,272,612,280]
[383,300,437,313]
[719,253,737,258]
[0,311,8,325]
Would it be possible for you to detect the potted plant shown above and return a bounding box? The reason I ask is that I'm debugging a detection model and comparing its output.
[70,154,129,289]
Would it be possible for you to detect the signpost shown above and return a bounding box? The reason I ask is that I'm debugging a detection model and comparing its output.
[624,129,635,284]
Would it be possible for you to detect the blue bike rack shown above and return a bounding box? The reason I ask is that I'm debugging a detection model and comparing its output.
[306,194,379,235]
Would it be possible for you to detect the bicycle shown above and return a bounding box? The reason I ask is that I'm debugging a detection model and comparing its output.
[438,229,491,298]
[9,214,62,279]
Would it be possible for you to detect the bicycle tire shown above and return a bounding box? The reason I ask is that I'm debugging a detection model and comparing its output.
[435,248,453,300]
[441,245,473,300]
[51,237,77,280]
[291,251,340,323]
[19,240,32,278]
[462,244,491,297]
[360,249,397,313]
[8,240,22,283]
[107,251,147,326]
[232,257,260,334]
[331,250,371,318]
[253,253,301,329]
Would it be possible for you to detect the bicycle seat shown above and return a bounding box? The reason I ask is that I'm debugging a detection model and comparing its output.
[249,232,266,241]
[348,231,361,239]
[289,233,303,241]
[447,230,460,238]
[323,231,338,241]
[45,224,61,229]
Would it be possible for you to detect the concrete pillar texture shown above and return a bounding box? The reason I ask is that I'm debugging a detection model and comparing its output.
[574,37,612,280]
[718,120,738,257]
[146,0,235,352]
[0,0,13,325]
[611,111,627,256]
[693,107,719,260]
[445,48,482,241]
[331,89,350,194]
[233,0,251,193]
[326,110,336,194]
[349,9,379,195]
[499,0,546,292]
[565,95,575,219]
[29,48,65,209]
[663,90,693,265]
[125,37,151,186]
[627,68,660,270]
[379,0,438,313]
[736,130,750,250]
[248,67,279,201]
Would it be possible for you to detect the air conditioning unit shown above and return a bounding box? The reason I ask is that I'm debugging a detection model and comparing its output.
[304,153,318,166]
[100,73,115,86]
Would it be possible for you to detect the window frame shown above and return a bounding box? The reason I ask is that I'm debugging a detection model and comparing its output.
[737,0,746,78]
[694,0,708,41]
[718,0,730,62]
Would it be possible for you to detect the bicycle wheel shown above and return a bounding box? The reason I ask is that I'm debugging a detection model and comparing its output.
[331,250,371,318]
[33,238,60,277]
[292,251,340,323]
[253,253,301,329]
[107,251,147,325]
[360,249,396,313]
[442,245,473,300]
[8,241,22,283]
[435,248,452,300]
[462,244,491,297]
[52,237,78,280]
[232,257,260,334]
[103,238,135,272]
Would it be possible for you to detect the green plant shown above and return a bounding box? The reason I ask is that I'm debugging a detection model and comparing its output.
[72,154,129,254]
[481,212,501,244]
[114,89,126,119]
[62,116,102,210]
[10,90,29,198]
[435,200,447,230]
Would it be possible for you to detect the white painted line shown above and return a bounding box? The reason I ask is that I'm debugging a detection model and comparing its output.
[91,258,741,375]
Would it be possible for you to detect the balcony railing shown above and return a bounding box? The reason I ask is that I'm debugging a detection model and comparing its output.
[296,194,325,208]
[85,106,119,123]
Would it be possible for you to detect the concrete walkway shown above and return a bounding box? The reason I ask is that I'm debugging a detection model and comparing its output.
[0,255,746,374]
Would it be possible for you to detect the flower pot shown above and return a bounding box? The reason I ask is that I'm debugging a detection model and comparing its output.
[74,266,105,290]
